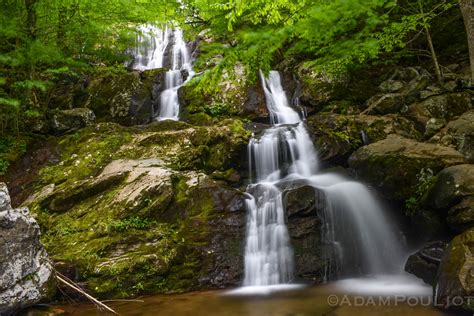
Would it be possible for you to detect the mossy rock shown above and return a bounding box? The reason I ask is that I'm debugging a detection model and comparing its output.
[435,228,474,313]
[306,113,421,167]
[27,159,246,298]
[348,135,466,201]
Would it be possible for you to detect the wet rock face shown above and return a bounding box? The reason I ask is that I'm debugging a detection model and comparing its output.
[405,241,448,285]
[348,134,466,201]
[283,185,330,283]
[0,183,55,315]
[435,228,474,312]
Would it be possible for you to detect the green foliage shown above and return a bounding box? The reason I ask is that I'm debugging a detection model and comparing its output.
[405,168,437,216]
[0,135,29,175]
[0,0,179,134]
[180,0,459,89]
[204,102,230,117]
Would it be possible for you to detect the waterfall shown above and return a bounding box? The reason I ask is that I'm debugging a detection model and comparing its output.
[157,29,194,121]
[132,25,170,71]
[132,26,194,121]
[242,70,405,289]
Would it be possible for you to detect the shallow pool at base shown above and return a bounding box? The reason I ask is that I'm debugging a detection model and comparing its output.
[57,277,448,316]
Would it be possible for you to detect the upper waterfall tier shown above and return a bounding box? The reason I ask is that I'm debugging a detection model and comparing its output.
[132,25,170,71]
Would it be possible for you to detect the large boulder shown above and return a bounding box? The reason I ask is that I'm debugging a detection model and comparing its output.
[348,135,466,201]
[0,183,55,314]
[425,164,474,232]
[405,241,448,285]
[435,228,474,313]
[432,110,474,163]
[307,113,421,166]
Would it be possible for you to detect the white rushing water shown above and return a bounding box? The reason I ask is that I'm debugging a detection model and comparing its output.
[132,25,170,71]
[158,28,194,121]
[132,26,194,121]
[241,70,409,292]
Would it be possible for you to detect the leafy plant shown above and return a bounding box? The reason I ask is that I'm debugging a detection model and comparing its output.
[405,168,437,216]
[109,216,158,232]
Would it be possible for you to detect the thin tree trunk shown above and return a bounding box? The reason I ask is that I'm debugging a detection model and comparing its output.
[24,0,37,40]
[460,0,474,84]
[419,0,444,85]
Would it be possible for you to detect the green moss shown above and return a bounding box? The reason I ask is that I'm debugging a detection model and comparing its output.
[38,123,131,186]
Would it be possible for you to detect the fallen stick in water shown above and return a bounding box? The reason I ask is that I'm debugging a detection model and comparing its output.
[56,272,118,315]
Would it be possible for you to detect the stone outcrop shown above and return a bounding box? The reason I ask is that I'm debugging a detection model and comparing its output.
[0,183,55,315]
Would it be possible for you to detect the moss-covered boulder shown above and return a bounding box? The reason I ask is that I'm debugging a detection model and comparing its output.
[435,228,474,313]
[348,135,466,201]
[306,113,421,166]
[425,164,474,232]
[15,117,251,298]
[432,110,474,163]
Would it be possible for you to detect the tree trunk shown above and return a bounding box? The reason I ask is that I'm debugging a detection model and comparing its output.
[460,0,474,84]
[418,0,443,85]
[24,0,37,40]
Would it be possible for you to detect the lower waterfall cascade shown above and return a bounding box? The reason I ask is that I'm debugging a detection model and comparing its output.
[240,70,409,291]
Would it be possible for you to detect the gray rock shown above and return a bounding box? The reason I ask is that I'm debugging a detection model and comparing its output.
[0,183,55,315]
[0,183,11,211]
[51,108,96,135]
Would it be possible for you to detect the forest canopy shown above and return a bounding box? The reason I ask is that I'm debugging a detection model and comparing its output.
[0,0,469,134]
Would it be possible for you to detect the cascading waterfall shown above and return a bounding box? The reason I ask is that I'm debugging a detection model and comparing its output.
[157,29,194,121]
[242,70,406,289]
[132,26,194,121]
[132,25,170,71]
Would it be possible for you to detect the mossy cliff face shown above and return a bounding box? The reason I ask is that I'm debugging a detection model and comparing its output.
[21,119,250,298]
[48,69,167,127]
